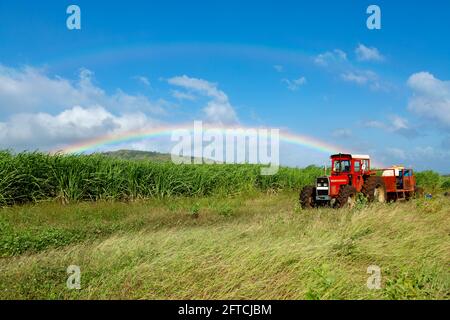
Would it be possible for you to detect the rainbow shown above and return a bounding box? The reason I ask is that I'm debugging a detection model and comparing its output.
[57,123,349,156]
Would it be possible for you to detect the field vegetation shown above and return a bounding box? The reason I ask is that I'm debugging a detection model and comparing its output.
[0,151,322,206]
[0,151,448,299]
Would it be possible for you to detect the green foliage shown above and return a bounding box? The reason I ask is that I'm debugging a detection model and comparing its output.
[0,223,83,257]
[188,202,200,217]
[0,151,323,206]
[415,170,441,192]
[354,192,369,210]
[215,202,235,217]
[383,269,443,299]
[441,178,450,190]
[305,264,337,300]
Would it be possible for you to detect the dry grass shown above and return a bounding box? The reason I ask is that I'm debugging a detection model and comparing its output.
[0,192,449,300]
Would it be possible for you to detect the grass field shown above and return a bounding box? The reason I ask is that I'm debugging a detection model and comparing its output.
[0,151,449,300]
[1,191,449,299]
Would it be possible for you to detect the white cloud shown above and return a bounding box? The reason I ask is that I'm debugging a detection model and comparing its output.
[282,77,307,91]
[340,70,385,91]
[355,44,384,62]
[390,115,409,131]
[273,65,284,72]
[341,71,372,85]
[407,72,450,128]
[134,75,151,87]
[313,48,391,91]
[0,106,160,151]
[314,49,347,67]
[0,65,164,115]
[171,90,196,101]
[167,75,238,124]
[363,115,419,138]
[0,65,169,152]
[0,66,243,153]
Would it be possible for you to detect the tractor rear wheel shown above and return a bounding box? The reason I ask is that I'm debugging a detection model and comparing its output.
[362,176,387,203]
[300,185,316,209]
[335,185,357,209]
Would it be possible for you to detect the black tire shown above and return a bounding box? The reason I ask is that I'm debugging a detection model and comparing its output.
[362,176,387,203]
[335,185,357,208]
[300,185,316,209]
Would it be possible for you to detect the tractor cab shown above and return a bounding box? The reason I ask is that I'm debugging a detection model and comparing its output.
[329,154,371,191]
[331,154,371,176]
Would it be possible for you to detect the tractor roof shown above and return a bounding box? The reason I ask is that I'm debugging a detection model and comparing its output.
[351,154,370,159]
[331,154,370,159]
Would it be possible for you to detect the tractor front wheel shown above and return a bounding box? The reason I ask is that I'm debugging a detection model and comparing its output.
[300,185,316,209]
[335,185,357,209]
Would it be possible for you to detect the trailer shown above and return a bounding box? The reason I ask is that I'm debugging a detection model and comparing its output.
[378,167,422,201]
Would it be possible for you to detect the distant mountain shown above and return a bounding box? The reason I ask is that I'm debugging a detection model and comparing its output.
[102,150,172,162]
[101,149,213,164]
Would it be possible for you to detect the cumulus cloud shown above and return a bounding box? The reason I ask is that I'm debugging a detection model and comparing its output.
[407,72,450,128]
[167,75,238,124]
[171,90,196,101]
[341,71,373,85]
[313,48,389,91]
[340,70,385,91]
[314,49,347,67]
[0,106,160,151]
[0,65,164,116]
[355,44,384,62]
[0,66,243,152]
[0,65,169,152]
[282,77,306,91]
[364,115,419,138]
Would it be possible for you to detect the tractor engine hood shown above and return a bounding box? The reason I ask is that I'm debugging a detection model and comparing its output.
[329,176,350,184]
[328,175,350,196]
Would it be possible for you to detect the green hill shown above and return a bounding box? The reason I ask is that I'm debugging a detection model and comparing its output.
[101,150,172,162]
[101,149,212,164]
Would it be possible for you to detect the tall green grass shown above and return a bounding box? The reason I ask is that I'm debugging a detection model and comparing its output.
[0,151,322,205]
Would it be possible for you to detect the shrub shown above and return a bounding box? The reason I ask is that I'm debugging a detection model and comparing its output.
[415,170,441,192]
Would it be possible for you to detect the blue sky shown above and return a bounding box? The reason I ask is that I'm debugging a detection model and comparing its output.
[0,1,449,172]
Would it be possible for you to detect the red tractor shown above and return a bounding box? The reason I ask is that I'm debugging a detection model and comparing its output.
[300,154,421,208]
